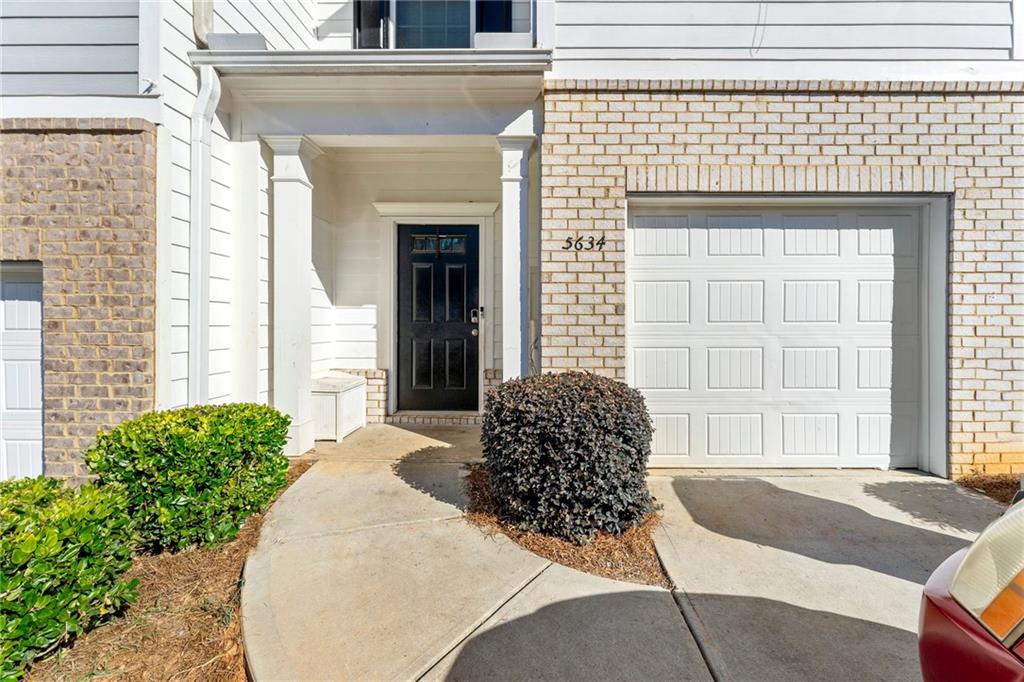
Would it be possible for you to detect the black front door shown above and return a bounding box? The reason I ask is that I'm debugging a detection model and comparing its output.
[397,225,480,411]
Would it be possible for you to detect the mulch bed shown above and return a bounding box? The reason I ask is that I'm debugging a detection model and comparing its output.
[957,472,1021,506]
[463,465,673,589]
[28,460,314,682]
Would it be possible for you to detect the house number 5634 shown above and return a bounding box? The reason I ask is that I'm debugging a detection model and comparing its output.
[561,234,607,251]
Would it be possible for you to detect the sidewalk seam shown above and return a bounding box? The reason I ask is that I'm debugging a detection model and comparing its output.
[671,589,731,682]
[414,561,554,681]
[656,520,731,682]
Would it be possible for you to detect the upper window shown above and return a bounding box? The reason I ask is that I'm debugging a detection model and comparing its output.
[397,0,470,49]
[354,0,520,49]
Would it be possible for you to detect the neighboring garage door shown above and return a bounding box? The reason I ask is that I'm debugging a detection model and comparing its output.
[627,207,922,469]
[1,264,43,479]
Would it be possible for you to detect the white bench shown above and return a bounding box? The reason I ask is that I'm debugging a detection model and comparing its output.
[312,372,367,442]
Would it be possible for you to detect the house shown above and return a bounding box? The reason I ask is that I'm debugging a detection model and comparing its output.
[1,0,1021,481]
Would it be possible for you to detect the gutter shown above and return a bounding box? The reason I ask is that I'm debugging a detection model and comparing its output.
[187,64,221,406]
[188,48,553,75]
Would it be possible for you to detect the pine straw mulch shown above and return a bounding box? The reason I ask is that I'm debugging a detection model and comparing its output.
[463,465,673,589]
[957,472,1021,506]
[28,460,315,682]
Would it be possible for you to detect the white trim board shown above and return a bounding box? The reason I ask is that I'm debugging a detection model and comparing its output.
[375,202,498,416]
[0,95,162,122]
[549,60,1024,83]
[374,202,498,218]
[625,194,949,477]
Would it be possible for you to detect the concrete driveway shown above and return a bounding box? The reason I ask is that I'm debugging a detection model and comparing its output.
[649,472,1005,682]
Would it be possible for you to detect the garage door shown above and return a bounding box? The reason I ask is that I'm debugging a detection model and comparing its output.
[626,208,921,468]
[1,264,43,479]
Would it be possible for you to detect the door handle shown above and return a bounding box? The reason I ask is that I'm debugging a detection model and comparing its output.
[471,329,479,337]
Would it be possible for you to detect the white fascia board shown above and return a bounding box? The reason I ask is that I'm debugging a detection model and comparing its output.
[189,49,553,74]
[549,60,1024,85]
[0,95,163,123]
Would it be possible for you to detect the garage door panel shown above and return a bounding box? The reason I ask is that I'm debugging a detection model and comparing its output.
[1,265,43,479]
[628,207,922,468]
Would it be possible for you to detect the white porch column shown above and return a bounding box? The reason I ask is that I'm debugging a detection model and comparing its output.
[263,136,322,455]
[497,134,534,381]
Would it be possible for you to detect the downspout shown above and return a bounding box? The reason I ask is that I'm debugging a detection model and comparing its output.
[187,64,221,405]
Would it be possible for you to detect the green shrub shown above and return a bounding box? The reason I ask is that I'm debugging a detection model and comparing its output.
[85,403,291,551]
[0,478,138,679]
[481,372,654,544]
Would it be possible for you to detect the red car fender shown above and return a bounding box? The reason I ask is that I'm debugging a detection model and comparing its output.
[920,548,1024,682]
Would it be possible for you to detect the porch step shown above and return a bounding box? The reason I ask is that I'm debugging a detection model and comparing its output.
[386,411,483,427]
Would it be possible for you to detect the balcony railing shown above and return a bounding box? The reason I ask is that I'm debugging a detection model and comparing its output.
[354,0,533,50]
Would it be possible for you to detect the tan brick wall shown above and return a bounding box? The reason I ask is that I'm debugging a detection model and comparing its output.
[1,118,157,479]
[484,368,502,395]
[337,368,388,423]
[539,81,1024,476]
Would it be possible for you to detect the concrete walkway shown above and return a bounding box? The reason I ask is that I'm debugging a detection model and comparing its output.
[242,425,711,681]
[649,471,1004,682]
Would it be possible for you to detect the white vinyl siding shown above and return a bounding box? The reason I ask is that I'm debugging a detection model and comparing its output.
[160,0,314,408]
[214,0,316,50]
[324,149,503,370]
[554,0,1014,73]
[316,0,354,47]
[0,0,139,95]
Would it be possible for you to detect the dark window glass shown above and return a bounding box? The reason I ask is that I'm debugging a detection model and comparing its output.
[412,235,437,253]
[446,265,466,321]
[412,263,433,321]
[439,235,466,254]
[397,0,470,48]
[445,339,466,389]
[355,0,389,48]
[477,0,511,32]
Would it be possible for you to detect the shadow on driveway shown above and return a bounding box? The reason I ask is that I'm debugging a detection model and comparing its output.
[672,477,970,585]
[392,446,470,512]
[681,593,919,682]
[862,479,993,535]
[440,590,916,682]
[440,591,711,682]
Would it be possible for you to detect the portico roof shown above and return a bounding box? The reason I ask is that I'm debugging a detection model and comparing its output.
[189,49,552,103]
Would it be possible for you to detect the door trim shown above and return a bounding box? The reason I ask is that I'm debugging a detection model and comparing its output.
[377,202,497,416]
[626,194,949,476]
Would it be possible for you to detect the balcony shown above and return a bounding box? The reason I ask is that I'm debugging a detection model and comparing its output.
[352,0,534,50]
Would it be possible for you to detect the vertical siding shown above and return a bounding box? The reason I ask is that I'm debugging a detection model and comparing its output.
[0,0,139,95]
[553,0,1014,75]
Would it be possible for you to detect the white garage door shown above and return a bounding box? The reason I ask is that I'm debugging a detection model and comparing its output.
[1,264,43,479]
[627,208,922,468]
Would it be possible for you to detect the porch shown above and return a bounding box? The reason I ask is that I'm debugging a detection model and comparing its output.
[189,49,549,454]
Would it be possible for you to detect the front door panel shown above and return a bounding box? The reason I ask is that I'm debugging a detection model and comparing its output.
[398,226,480,411]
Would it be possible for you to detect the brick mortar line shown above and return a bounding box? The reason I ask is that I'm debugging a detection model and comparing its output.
[544,79,1024,94]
